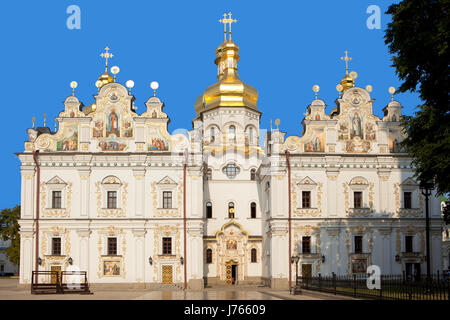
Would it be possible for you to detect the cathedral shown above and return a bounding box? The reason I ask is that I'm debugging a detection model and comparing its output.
[17,14,443,290]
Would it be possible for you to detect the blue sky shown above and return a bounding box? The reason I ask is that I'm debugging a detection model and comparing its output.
[0,0,420,209]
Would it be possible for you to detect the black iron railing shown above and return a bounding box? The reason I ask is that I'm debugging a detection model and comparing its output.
[31,270,92,295]
[297,272,450,300]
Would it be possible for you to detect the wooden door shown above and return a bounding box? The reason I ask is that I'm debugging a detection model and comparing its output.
[225,264,232,285]
[302,264,312,278]
[162,265,173,284]
[51,266,61,284]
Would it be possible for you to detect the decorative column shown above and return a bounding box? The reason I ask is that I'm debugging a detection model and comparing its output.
[133,169,145,217]
[78,169,91,217]
[326,227,340,274]
[19,231,34,284]
[269,221,289,289]
[326,166,339,217]
[377,170,391,216]
[21,169,35,218]
[187,222,204,290]
[132,229,146,286]
[76,229,90,275]
[378,228,392,275]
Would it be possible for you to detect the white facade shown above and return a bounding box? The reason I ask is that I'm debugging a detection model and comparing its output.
[17,39,444,289]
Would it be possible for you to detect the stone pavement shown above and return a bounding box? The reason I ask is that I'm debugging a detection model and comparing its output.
[0,278,356,300]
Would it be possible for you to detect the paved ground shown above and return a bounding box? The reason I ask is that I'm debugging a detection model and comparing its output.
[0,278,356,300]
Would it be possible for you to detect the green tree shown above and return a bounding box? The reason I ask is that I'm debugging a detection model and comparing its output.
[0,206,20,267]
[384,0,450,194]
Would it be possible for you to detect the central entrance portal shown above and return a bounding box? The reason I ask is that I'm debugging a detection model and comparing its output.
[225,261,238,285]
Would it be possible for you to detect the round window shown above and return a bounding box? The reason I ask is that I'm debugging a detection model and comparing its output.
[222,163,240,179]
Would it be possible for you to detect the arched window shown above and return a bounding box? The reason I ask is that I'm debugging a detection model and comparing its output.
[206,202,212,219]
[229,125,236,141]
[228,202,235,219]
[223,163,240,179]
[206,248,213,264]
[210,127,215,142]
[251,248,257,263]
[250,169,256,181]
[249,127,254,144]
[250,202,256,218]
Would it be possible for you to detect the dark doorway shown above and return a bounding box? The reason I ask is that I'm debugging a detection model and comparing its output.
[405,263,421,281]
[231,265,237,285]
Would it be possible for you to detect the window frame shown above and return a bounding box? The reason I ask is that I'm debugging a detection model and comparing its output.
[52,191,62,209]
[163,191,173,209]
[228,202,235,219]
[206,248,213,264]
[107,191,118,209]
[52,237,62,256]
[250,202,257,219]
[353,191,362,209]
[206,202,212,219]
[404,192,412,209]
[405,235,413,253]
[162,237,172,255]
[302,191,311,208]
[107,237,117,256]
[354,235,363,254]
[302,236,311,254]
[251,248,257,263]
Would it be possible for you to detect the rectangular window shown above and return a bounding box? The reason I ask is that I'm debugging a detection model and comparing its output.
[404,192,412,209]
[405,236,413,253]
[107,237,117,256]
[354,236,363,253]
[107,191,117,209]
[52,191,62,209]
[163,237,172,255]
[302,191,311,208]
[354,192,362,209]
[302,236,311,254]
[52,238,61,255]
[163,191,172,209]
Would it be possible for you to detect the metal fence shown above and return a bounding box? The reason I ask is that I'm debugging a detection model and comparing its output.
[31,270,92,295]
[298,273,450,300]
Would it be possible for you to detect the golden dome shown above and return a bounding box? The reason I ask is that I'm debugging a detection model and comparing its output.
[340,74,355,92]
[98,71,113,87]
[194,39,258,116]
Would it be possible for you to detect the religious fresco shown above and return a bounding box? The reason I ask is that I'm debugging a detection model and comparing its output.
[365,123,376,141]
[338,122,349,141]
[389,130,406,153]
[56,126,78,151]
[106,109,120,137]
[304,130,325,152]
[103,261,120,276]
[352,259,367,273]
[122,121,133,138]
[149,137,169,151]
[349,112,363,139]
[99,139,127,151]
[227,239,237,250]
[93,121,104,138]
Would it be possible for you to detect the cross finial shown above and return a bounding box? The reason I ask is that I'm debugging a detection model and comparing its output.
[219,12,237,41]
[341,50,352,75]
[100,46,114,71]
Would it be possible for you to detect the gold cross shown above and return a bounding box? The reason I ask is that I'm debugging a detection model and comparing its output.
[219,12,237,41]
[341,50,352,75]
[100,46,114,71]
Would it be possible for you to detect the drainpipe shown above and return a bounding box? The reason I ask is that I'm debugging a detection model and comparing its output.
[32,150,40,284]
[285,150,292,289]
[183,152,187,290]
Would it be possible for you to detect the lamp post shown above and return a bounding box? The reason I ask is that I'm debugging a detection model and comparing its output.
[419,178,433,293]
[291,255,301,294]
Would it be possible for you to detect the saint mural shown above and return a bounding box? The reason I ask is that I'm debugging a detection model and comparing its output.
[103,261,120,276]
[389,131,406,153]
[304,131,325,152]
[123,121,133,138]
[93,121,103,138]
[56,126,78,151]
[350,112,362,139]
[227,239,237,250]
[107,109,120,137]
[365,123,376,141]
[149,137,169,151]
